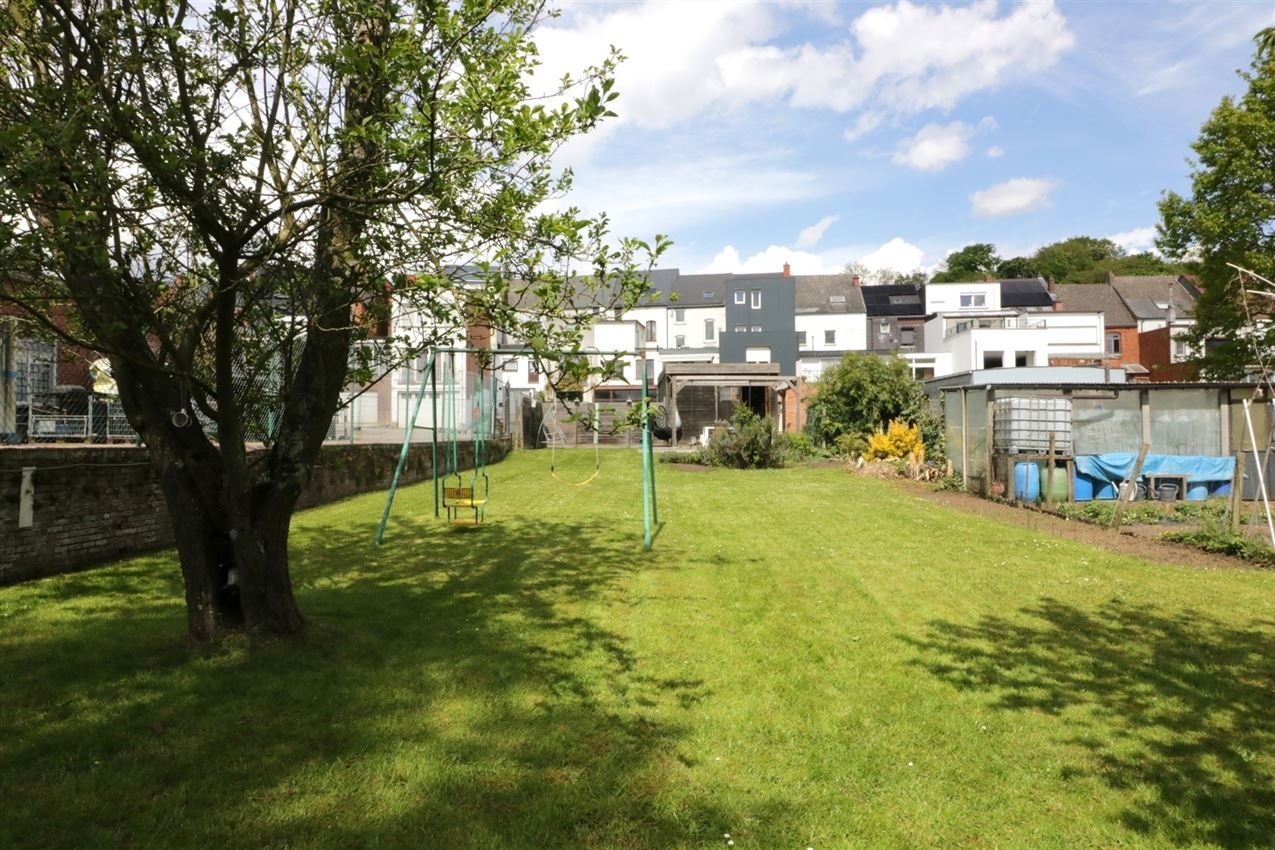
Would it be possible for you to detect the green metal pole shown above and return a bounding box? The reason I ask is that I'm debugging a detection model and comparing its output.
[431,355,439,518]
[646,363,659,526]
[641,361,653,550]
[375,353,435,545]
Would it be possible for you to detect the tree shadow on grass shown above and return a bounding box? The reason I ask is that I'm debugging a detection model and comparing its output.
[906,598,1275,849]
[0,509,785,849]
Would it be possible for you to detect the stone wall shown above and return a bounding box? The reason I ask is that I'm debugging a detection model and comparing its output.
[0,439,508,584]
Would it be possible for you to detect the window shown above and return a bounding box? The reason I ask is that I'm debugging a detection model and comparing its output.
[879,319,890,334]
[900,327,915,347]
[734,325,747,333]
[734,290,746,305]
[645,319,657,342]
[502,359,519,372]
[959,293,986,308]
[889,295,913,305]
[750,325,762,333]
[750,289,761,309]
[704,318,715,341]
[1173,338,1190,362]
[703,291,715,299]
[528,370,540,383]
[673,308,686,323]
[797,331,807,347]
[674,335,686,348]
[1106,332,1121,356]
[744,346,771,363]
[824,329,836,345]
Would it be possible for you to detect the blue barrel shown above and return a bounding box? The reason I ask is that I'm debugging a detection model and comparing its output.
[1074,472,1095,502]
[1186,482,1209,501]
[1213,482,1232,497]
[1014,462,1040,502]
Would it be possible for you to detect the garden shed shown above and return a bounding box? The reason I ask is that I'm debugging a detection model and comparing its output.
[933,370,1269,503]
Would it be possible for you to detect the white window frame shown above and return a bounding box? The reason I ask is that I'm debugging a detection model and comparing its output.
[673,308,686,324]
[797,330,807,347]
[1106,332,1121,356]
[733,290,746,305]
[674,334,686,349]
[750,289,761,309]
[750,325,762,333]
[959,293,986,308]
[733,325,747,333]
[824,329,836,345]
[900,327,915,347]
[704,318,715,341]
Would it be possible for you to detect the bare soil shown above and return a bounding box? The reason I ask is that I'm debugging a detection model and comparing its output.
[894,479,1253,571]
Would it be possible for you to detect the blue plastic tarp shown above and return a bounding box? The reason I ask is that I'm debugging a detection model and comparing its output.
[1074,453,1236,484]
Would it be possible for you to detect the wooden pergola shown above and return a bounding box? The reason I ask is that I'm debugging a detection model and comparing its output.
[656,362,798,447]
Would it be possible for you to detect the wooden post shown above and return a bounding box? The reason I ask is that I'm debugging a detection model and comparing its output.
[960,388,969,488]
[985,391,995,498]
[1045,432,1056,509]
[669,379,680,448]
[1111,442,1151,529]
[1230,450,1245,532]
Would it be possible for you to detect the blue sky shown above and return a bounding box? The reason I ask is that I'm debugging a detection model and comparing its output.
[534,0,1275,275]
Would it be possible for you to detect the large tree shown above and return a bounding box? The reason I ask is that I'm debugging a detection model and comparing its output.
[804,353,924,445]
[0,0,660,641]
[1159,29,1275,378]
[930,243,1000,283]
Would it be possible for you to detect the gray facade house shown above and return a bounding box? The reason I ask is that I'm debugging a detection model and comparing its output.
[721,272,797,375]
[862,283,925,352]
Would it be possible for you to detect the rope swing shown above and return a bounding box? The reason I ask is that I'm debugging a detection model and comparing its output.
[550,399,601,486]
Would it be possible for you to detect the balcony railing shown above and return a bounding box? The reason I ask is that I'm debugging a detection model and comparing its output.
[945,316,1046,339]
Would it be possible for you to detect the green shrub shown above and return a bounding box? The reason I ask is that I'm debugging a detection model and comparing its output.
[935,475,964,492]
[659,450,708,465]
[779,433,830,463]
[1163,525,1275,568]
[834,432,868,458]
[705,407,785,469]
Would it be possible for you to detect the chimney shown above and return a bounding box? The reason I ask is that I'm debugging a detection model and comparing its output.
[1049,276,1062,312]
[851,275,861,288]
[783,262,791,278]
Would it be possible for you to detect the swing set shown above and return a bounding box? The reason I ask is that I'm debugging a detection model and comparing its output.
[373,347,660,549]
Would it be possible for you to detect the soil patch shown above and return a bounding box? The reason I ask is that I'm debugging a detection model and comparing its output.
[896,479,1252,571]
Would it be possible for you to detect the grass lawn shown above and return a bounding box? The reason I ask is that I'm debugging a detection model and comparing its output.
[3,449,1275,849]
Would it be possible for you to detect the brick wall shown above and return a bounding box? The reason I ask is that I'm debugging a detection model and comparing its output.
[0,439,509,585]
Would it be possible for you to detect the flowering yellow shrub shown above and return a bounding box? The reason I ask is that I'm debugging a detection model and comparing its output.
[863,420,923,462]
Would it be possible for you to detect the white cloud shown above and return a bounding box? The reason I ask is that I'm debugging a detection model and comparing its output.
[1108,225,1158,254]
[859,237,926,272]
[796,214,840,248]
[970,177,1059,217]
[843,111,884,141]
[536,1,1073,155]
[986,145,1005,158]
[547,151,828,236]
[707,244,840,274]
[893,121,974,171]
